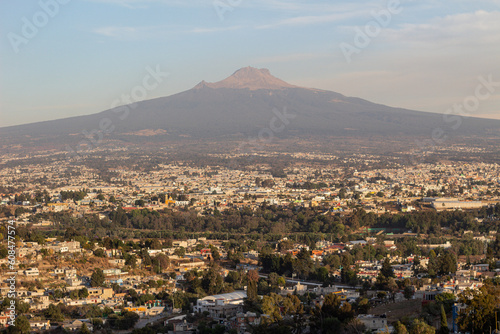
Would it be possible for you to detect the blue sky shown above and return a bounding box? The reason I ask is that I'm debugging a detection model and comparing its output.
[1,0,499,127]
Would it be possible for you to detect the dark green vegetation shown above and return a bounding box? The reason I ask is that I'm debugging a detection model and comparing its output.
[17,201,500,237]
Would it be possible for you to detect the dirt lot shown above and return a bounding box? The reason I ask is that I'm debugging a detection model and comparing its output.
[369,299,422,323]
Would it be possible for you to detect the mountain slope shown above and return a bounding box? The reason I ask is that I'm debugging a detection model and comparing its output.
[1,67,499,151]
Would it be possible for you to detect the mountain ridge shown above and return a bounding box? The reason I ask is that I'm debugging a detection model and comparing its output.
[1,67,499,153]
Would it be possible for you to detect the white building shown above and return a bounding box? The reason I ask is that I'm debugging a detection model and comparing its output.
[194,291,247,320]
[357,314,388,331]
[24,268,39,277]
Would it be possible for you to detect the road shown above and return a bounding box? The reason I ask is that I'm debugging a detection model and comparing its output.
[258,273,361,290]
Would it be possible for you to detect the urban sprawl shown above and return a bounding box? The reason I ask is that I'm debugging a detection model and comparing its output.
[1,152,500,334]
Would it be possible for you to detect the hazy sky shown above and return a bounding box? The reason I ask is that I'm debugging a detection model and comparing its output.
[1,0,499,127]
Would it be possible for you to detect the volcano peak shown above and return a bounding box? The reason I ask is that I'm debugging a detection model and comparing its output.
[194,66,296,90]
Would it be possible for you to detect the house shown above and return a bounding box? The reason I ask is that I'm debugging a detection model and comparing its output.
[357,314,388,331]
[166,316,196,333]
[170,319,195,333]
[63,320,93,332]
[54,268,65,275]
[280,282,308,296]
[24,268,39,277]
[194,291,247,320]
[66,277,83,287]
[472,264,489,272]
[124,306,147,317]
[233,312,261,333]
[88,287,114,299]
[29,320,50,331]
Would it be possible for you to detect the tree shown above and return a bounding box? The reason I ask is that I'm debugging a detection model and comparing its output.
[70,290,80,300]
[409,318,435,334]
[79,323,91,334]
[9,315,30,334]
[310,292,354,333]
[93,248,105,257]
[381,258,394,278]
[268,272,279,288]
[247,270,259,303]
[91,268,105,287]
[435,292,455,313]
[438,251,457,275]
[201,265,225,295]
[404,286,414,300]
[428,250,437,277]
[80,287,89,298]
[212,248,221,261]
[321,293,354,323]
[395,321,409,334]
[439,304,449,334]
[0,246,8,258]
[124,253,137,268]
[261,293,282,323]
[43,304,64,322]
[16,301,30,315]
[315,267,329,283]
[174,247,186,257]
[152,254,170,273]
[457,284,500,333]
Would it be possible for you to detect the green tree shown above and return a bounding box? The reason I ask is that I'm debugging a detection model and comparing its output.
[201,265,225,295]
[439,304,449,334]
[435,292,455,313]
[79,323,91,334]
[316,267,329,283]
[246,270,259,303]
[409,318,435,334]
[457,284,500,333]
[174,247,186,257]
[8,315,31,334]
[70,290,80,300]
[381,258,394,278]
[16,301,30,315]
[0,246,8,258]
[91,268,105,287]
[428,250,437,277]
[211,248,221,261]
[93,248,105,257]
[261,293,282,323]
[395,321,409,334]
[404,286,414,300]
[438,251,457,275]
[80,287,89,298]
[43,304,64,322]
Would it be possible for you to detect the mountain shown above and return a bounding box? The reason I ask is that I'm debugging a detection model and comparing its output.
[1,67,499,153]
[194,67,296,90]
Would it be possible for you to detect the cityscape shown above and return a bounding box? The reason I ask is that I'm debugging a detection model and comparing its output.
[1,1,500,334]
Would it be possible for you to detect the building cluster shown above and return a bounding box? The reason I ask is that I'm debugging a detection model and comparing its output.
[0,153,499,333]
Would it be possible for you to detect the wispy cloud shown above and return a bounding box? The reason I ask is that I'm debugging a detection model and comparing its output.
[86,0,211,9]
[254,53,330,63]
[189,26,242,34]
[383,10,500,46]
[257,11,367,29]
[93,26,139,38]
[93,24,243,39]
